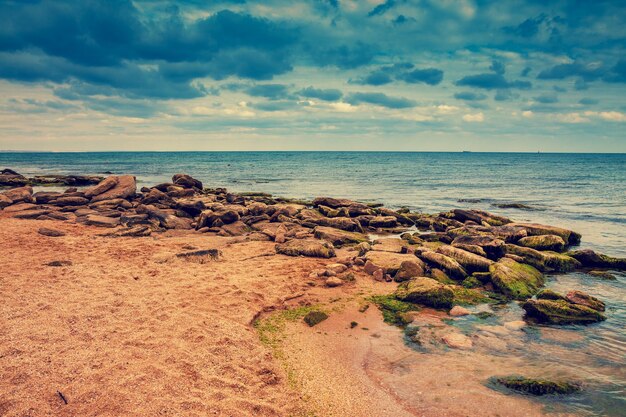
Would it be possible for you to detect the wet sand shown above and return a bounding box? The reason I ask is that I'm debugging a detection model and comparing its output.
[0,214,572,416]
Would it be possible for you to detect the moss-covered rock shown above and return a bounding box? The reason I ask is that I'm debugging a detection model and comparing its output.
[436,245,493,273]
[449,286,492,305]
[522,299,606,324]
[275,239,336,258]
[313,226,368,247]
[303,311,329,327]
[505,244,581,272]
[567,249,626,271]
[450,234,506,260]
[507,222,582,245]
[536,289,566,301]
[566,290,605,312]
[493,375,581,395]
[489,258,544,300]
[462,276,482,288]
[416,250,468,279]
[370,294,420,326]
[395,277,454,309]
[588,270,617,280]
[518,234,566,252]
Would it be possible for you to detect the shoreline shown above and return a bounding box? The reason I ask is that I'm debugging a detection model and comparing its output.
[1,171,624,416]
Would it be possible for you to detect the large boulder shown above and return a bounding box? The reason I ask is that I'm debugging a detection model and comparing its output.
[275,239,336,258]
[522,299,605,324]
[416,250,467,279]
[0,169,28,186]
[395,277,454,309]
[566,249,626,270]
[436,245,493,273]
[0,194,12,209]
[507,222,581,246]
[505,244,581,272]
[86,176,137,202]
[313,226,368,247]
[1,186,34,204]
[364,251,425,276]
[518,235,566,252]
[172,173,203,190]
[489,257,544,300]
[196,209,240,229]
[368,216,399,228]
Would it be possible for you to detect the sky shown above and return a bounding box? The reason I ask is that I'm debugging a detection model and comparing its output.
[0,0,625,152]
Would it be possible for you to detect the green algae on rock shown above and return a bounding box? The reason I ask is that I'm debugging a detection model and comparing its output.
[522,299,606,324]
[518,234,566,252]
[395,277,454,309]
[567,249,626,270]
[492,375,581,396]
[303,311,329,327]
[504,244,581,272]
[370,294,421,326]
[489,258,544,300]
[275,239,336,258]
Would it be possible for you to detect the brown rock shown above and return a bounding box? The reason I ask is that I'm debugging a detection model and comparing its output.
[89,176,137,202]
[84,214,120,228]
[394,260,425,282]
[38,228,66,237]
[442,333,473,349]
[172,173,203,190]
[275,239,336,258]
[449,306,471,316]
[364,251,423,276]
[1,186,34,204]
[52,196,90,207]
[325,277,344,287]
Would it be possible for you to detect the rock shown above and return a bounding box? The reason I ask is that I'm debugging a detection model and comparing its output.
[313,226,368,247]
[104,225,152,237]
[518,235,566,252]
[0,169,28,186]
[395,277,454,308]
[220,221,252,236]
[493,376,581,396]
[450,209,510,226]
[442,333,473,349]
[1,186,34,204]
[567,249,626,270]
[371,238,408,254]
[46,260,72,267]
[327,263,348,274]
[84,214,120,228]
[394,260,425,282]
[462,276,482,288]
[312,197,358,208]
[363,260,382,275]
[489,257,544,300]
[38,228,65,237]
[365,251,424,276]
[368,216,398,228]
[0,194,12,208]
[588,270,617,280]
[141,188,173,205]
[84,176,118,198]
[51,196,90,207]
[451,235,506,260]
[276,239,336,258]
[303,311,328,327]
[505,244,581,272]
[377,207,414,225]
[436,245,493,273]
[176,249,221,263]
[536,289,566,301]
[507,222,581,245]
[416,250,467,279]
[176,200,206,217]
[13,209,50,219]
[372,269,385,281]
[503,321,526,331]
[196,209,240,229]
[522,299,606,324]
[172,173,203,190]
[565,290,605,312]
[33,191,62,204]
[325,277,344,287]
[88,175,137,202]
[449,306,471,316]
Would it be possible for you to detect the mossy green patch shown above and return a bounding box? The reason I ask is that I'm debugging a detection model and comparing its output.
[370,294,420,326]
[492,375,581,396]
[462,276,482,288]
[450,286,492,305]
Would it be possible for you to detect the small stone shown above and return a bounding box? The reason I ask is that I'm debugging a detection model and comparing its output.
[449,306,471,316]
[38,228,65,237]
[46,260,72,267]
[325,277,343,287]
[327,263,348,274]
[442,333,473,349]
[373,269,384,281]
[303,311,328,327]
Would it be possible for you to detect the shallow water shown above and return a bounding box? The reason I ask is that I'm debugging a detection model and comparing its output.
[2,151,625,415]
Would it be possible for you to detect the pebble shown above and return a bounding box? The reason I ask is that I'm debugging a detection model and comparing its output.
[449,306,471,316]
[442,333,473,349]
[325,277,344,287]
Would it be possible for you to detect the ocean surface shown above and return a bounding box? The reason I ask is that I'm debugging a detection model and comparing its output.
[2,151,625,415]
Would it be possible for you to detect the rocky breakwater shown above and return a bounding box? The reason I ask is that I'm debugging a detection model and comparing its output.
[0,168,103,187]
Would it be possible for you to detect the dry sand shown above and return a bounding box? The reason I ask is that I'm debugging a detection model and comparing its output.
[0,214,558,416]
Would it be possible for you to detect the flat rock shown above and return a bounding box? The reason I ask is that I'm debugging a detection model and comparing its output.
[442,333,473,349]
[449,306,471,316]
[313,226,368,247]
[89,175,137,202]
[395,277,454,308]
[417,250,467,279]
[365,251,423,276]
[276,239,336,258]
[489,257,544,300]
[436,245,493,273]
[38,228,66,237]
[84,214,120,228]
[507,222,581,245]
[518,234,566,252]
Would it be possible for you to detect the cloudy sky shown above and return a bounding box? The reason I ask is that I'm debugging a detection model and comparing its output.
[0,0,625,152]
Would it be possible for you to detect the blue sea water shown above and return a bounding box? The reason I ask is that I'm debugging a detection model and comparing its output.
[1,151,625,415]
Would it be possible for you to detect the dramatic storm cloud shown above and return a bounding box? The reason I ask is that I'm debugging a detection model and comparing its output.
[0,0,625,151]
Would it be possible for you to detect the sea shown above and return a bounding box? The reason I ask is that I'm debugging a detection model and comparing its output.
[1,151,625,415]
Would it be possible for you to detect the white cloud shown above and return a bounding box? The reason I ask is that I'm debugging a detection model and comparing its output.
[462,112,484,122]
[585,111,626,122]
[522,110,533,118]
